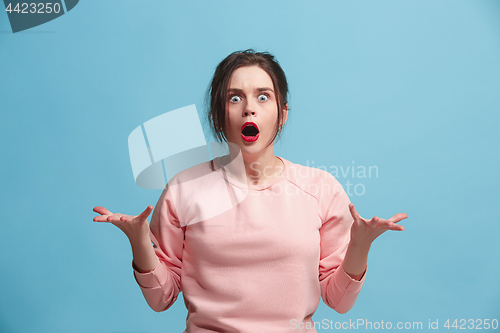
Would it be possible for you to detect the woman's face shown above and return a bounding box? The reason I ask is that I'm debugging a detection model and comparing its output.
[224,65,286,155]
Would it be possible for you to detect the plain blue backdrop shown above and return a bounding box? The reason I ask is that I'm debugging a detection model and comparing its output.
[1,1,499,332]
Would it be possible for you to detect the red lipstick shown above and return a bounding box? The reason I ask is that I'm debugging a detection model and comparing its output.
[241,122,259,142]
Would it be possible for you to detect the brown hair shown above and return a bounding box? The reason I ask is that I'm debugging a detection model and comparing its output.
[204,49,290,149]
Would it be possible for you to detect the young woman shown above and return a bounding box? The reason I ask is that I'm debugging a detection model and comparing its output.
[93,49,408,332]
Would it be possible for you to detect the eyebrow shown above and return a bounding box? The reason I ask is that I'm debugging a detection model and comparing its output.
[227,87,274,93]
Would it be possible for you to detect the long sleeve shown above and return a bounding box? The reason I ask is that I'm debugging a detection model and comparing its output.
[132,182,185,312]
[318,171,367,314]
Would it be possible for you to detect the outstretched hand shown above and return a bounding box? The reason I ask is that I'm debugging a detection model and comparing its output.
[348,203,408,248]
[93,205,154,242]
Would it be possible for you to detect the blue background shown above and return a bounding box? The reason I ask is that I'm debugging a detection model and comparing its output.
[1,1,499,332]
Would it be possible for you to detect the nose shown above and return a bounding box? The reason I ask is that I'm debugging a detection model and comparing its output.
[243,99,256,117]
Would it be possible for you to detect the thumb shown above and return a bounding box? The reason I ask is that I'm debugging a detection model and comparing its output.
[137,205,153,220]
[348,203,362,220]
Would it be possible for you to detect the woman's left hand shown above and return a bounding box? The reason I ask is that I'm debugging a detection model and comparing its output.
[348,203,408,248]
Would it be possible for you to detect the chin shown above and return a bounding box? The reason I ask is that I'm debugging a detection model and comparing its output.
[238,143,262,155]
[239,144,259,152]
[228,135,268,154]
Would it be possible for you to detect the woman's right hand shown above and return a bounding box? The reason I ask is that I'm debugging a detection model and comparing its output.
[92,205,153,243]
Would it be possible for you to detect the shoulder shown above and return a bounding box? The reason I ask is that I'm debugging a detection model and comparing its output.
[284,158,343,199]
[159,159,223,226]
[164,159,220,208]
[168,159,216,187]
[284,161,350,226]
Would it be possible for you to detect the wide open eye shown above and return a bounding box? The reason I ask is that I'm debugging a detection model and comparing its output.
[230,95,241,103]
[258,94,268,102]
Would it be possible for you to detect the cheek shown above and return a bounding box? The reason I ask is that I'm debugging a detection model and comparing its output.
[224,108,238,132]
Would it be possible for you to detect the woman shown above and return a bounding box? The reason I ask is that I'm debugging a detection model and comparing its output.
[93,49,408,332]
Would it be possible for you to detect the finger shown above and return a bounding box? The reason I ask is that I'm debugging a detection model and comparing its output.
[388,222,405,231]
[348,204,364,221]
[93,206,113,216]
[369,216,380,227]
[387,213,409,223]
[136,205,153,220]
[377,219,405,231]
[93,215,110,222]
[106,215,126,223]
[119,215,133,222]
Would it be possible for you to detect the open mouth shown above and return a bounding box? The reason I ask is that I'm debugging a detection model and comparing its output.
[241,122,259,142]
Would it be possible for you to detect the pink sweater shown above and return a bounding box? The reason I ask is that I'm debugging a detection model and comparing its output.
[132,155,367,332]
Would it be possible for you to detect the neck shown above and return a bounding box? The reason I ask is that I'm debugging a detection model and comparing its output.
[221,145,284,185]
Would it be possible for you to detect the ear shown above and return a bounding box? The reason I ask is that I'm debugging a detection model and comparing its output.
[281,103,289,126]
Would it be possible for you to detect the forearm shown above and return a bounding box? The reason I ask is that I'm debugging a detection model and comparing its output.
[342,241,370,281]
[321,240,368,313]
[130,235,159,273]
